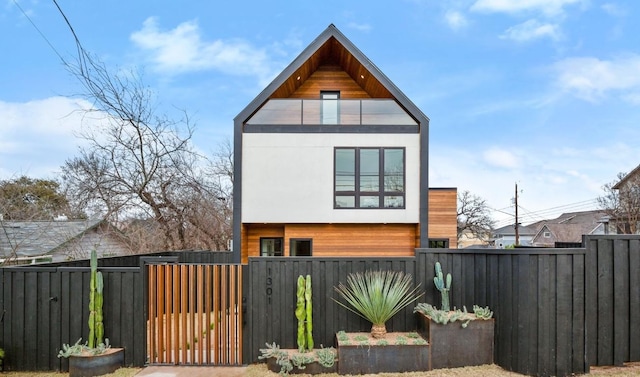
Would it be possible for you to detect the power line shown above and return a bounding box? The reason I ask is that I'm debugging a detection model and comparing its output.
[12,0,67,64]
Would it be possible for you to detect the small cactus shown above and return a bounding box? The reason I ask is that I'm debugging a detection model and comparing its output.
[433,262,452,311]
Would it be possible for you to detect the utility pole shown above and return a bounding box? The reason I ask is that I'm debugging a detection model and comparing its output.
[514,183,519,246]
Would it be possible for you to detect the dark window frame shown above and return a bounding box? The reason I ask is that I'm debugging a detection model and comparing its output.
[290,238,313,256]
[428,239,449,248]
[334,147,406,209]
[259,237,284,256]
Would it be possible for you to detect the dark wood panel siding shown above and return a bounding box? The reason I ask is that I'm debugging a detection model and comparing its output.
[585,235,640,366]
[245,257,416,362]
[415,248,588,377]
[0,266,144,371]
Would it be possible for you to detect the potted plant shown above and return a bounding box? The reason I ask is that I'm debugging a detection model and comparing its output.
[333,270,428,374]
[260,275,338,375]
[0,347,4,371]
[414,262,495,370]
[58,250,124,377]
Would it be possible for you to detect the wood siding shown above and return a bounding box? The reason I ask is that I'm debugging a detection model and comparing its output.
[428,188,458,248]
[289,65,371,99]
[243,223,417,259]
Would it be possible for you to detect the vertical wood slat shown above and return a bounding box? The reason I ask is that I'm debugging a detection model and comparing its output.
[146,263,243,366]
[181,265,188,364]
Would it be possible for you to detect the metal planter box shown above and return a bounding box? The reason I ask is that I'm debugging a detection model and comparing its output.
[418,314,495,370]
[336,333,430,375]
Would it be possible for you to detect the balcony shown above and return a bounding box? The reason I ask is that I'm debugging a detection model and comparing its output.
[246,99,418,126]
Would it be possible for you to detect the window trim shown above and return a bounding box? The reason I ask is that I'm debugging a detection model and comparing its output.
[259,237,284,257]
[428,239,450,248]
[334,147,406,209]
[290,238,313,256]
[321,91,340,125]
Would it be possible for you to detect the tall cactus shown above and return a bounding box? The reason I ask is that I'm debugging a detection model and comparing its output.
[433,262,452,311]
[295,275,306,351]
[295,275,314,352]
[88,249,104,348]
[304,275,313,350]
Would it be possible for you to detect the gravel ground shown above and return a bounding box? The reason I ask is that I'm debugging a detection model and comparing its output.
[245,361,640,377]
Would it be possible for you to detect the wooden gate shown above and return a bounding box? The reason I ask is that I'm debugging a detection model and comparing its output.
[147,263,243,365]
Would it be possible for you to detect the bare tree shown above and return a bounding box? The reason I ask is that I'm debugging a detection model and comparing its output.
[598,171,640,234]
[457,190,494,241]
[56,3,231,252]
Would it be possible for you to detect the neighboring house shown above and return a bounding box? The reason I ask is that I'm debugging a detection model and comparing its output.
[233,25,444,262]
[609,164,640,234]
[530,210,607,247]
[490,223,538,249]
[0,219,131,264]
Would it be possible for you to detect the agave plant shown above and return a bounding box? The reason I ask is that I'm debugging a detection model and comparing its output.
[333,270,423,338]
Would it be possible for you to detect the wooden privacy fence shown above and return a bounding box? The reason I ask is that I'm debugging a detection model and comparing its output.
[147,263,243,365]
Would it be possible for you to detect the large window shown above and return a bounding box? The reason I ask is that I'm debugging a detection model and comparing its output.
[334,147,405,209]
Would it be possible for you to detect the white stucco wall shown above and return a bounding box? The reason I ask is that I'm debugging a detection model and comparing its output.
[242,133,420,223]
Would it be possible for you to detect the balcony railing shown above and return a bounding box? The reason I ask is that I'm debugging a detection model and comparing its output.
[246,99,418,126]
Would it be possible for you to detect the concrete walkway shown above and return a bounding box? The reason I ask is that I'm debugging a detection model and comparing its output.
[136,366,247,377]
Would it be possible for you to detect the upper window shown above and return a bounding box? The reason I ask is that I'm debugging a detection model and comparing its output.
[334,147,405,209]
[321,91,340,124]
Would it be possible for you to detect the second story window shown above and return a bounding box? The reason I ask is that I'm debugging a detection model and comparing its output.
[334,147,405,209]
[321,91,340,124]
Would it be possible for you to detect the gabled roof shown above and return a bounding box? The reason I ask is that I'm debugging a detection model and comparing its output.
[234,24,429,126]
[533,222,602,244]
[613,163,640,189]
[0,219,106,257]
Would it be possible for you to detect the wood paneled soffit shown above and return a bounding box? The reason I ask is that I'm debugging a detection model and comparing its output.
[270,37,393,99]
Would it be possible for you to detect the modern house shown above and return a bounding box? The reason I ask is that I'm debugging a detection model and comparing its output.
[232,24,445,262]
[0,219,131,264]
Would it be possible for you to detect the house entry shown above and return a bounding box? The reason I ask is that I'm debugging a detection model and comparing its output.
[147,263,243,365]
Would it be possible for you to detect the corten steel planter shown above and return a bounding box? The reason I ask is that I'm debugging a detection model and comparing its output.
[68,348,124,377]
[418,313,494,370]
[266,352,338,375]
[336,332,430,375]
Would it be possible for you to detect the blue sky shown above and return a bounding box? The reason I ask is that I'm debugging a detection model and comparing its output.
[1,0,639,227]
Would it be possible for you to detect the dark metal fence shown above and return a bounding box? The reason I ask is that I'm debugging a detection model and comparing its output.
[1,237,640,376]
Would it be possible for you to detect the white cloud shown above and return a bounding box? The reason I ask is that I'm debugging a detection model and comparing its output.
[130,17,277,85]
[483,148,520,169]
[551,55,640,102]
[471,0,584,17]
[347,22,372,32]
[500,19,561,42]
[0,97,94,179]
[444,10,469,30]
[601,3,626,17]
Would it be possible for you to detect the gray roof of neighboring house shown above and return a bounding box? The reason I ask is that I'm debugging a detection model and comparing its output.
[0,219,104,257]
[535,223,602,243]
[492,223,538,237]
